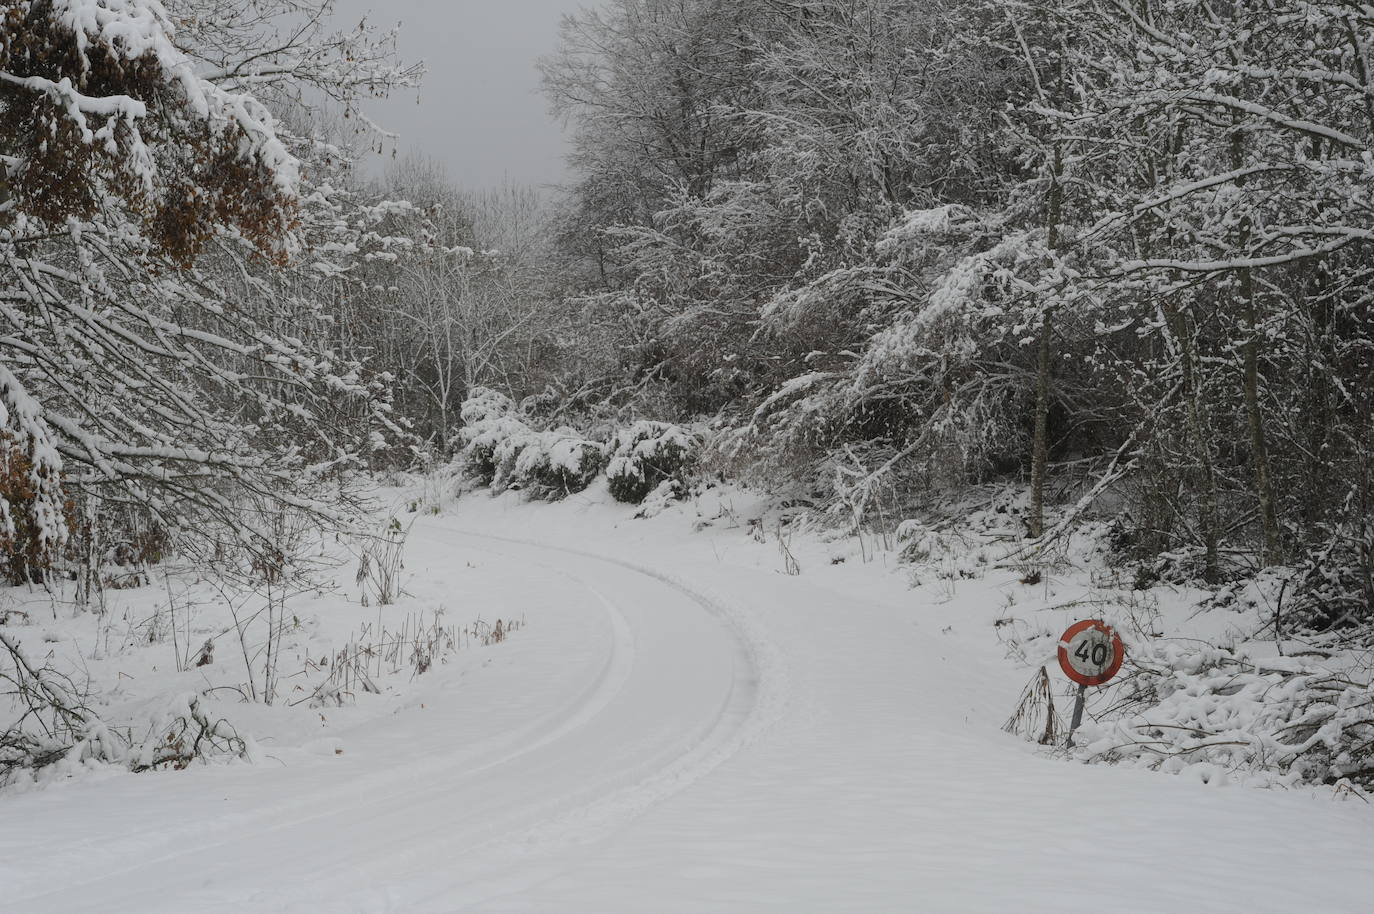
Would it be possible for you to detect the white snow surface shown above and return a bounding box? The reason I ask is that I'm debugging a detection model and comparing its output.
[4,484,1373,913]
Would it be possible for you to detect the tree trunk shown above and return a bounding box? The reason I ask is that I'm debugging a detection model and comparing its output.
[1241,267,1281,566]
[1029,309,1051,539]
[1162,296,1220,583]
[1231,124,1281,567]
[1029,144,1064,540]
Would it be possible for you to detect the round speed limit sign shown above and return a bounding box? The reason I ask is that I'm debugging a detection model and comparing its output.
[1057,620,1124,687]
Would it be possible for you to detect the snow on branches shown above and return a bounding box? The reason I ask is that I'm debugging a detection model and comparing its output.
[536,0,1374,613]
[457,388,608,499]
[1074,642,1374,790]
[0,0,421,574]
[0,0,303,262]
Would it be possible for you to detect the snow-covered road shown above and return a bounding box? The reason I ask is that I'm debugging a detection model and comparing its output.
[5,497,1374,912]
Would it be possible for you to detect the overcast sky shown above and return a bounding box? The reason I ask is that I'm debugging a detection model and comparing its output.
[333,0,587,191]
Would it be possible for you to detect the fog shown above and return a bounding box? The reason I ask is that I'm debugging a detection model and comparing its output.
[333,0,588,190]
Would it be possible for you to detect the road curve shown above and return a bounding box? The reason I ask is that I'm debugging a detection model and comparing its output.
[7,520,778,914]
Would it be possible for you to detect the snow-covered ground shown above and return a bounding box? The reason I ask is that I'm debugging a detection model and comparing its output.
[4,482,1373,913]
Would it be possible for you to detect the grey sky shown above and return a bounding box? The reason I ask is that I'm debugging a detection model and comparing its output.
[334,0,587,190]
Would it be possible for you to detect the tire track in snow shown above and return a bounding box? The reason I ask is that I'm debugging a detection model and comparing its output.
[432,541,641,778]
[10,538,640,912]
[207,520,787,912]
[12,519,788,914]
[403,523,791,911]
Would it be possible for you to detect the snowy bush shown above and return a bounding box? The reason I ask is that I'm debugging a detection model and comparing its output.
[606,422,698,504]
[1071,643,1374,789]
[2,628,253,787]
[457,386,538,487]
[456,390,605,497]
[0,433,73,586]
[486,425,543,491]
[634,479,688,519]
[458,397,701,504]
[1285,531,1374,634]
[458,416,528,486]
[513,431,607,500]
[130,695,253,774]
[460,387,518,427]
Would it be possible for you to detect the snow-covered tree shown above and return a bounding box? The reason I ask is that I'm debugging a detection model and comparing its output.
[530,0,1374,622]
[0,0,418,573]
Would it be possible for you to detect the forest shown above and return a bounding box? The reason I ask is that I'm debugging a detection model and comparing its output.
[529,0,1374,626]
[3,0,1374,819]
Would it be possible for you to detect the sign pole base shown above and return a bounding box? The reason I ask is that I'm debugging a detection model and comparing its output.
[1066,683,1087,748]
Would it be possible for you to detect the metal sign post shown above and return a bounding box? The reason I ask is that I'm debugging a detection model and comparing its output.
[1067,683,1087,745]
[1057,619,1125,747]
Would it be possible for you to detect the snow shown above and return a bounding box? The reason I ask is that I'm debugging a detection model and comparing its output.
[859,230,1033,379]
[39,0,300,194]
[2,484,1372,912]
[875,203,979,254]
[0,361,67,546]
[459,386,517,426]
[604,420,696,501]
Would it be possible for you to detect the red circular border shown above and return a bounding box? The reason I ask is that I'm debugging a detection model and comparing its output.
[1057,619,1125,687]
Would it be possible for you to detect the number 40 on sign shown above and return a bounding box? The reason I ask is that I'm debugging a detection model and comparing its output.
[1057,619,1125,745]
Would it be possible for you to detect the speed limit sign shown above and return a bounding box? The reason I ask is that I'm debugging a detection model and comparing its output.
[1057,620,1124,687]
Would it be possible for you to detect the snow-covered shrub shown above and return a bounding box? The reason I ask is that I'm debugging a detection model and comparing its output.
[460,387,517,427]
[455,390,606,497]
[456,387,536,487]
[104,507,170,569]
[2,629,252,786]
[634,478,686,519]
[0,433,74,586]
[458,392,689,503]
[606,421,698,504]
[487,425,544,491]
[894,489,1032,574]
[130,694,253,773]
[1,631,116,785]
[1285,531,1374,634]
[513,431,606,500]
[710,372,849,502]
[1071,643,1374,789]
